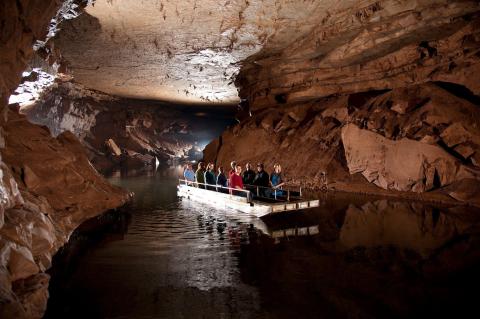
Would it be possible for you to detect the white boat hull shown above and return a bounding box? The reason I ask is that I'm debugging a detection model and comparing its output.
[177,184,319,218]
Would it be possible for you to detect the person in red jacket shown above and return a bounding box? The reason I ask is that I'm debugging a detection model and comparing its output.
[229,164,244,196]
[228,161,237,178]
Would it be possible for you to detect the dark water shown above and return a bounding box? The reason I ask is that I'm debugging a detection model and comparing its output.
[45,167,480,319]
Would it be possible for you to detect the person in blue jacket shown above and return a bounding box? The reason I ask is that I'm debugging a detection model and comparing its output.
[270,164,285,198]
[183,163,195,185]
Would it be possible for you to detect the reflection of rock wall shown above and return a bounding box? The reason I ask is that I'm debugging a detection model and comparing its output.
[241,198,480,318]
[339,200,467,257]
[22,81,209,172]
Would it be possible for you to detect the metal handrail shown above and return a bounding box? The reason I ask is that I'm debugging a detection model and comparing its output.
[243,183,303,201]
[179,179,252,202]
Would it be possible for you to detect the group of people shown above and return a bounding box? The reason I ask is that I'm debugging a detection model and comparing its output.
[183,161,285,198]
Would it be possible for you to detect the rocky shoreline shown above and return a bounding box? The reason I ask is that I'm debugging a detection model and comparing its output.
[0,110,131,318]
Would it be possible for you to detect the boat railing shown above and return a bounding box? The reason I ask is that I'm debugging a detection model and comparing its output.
[178,179,253,202]
[243,183,302,201]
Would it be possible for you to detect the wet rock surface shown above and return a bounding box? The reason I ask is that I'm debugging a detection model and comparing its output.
[341,124,477,193]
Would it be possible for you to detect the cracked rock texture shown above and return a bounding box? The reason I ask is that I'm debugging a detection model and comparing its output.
[204,83,480,205]
[236,0,480,111]
[54,0,372,104]
[205,0,480,202]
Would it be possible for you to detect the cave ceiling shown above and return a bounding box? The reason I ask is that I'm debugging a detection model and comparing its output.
[55,0,361,104]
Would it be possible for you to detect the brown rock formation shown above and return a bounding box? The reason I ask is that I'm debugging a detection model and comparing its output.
[0,2,130,317]
[236,1,480,111]
[205,82,480,204]
[341,124,477,192]
[20,81,235,172]
[0,110,129,318]
[53,0,373,104]
[205,0,480,203]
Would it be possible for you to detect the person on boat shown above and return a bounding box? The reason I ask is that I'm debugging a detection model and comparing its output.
[195,162,206,189]
[229,161,237,178]
[229,164,244,197]
[242,162,255,186]
[216,166,228,192]
[270,164,285,198]
[253,163,269,197]
[204,163,216,191]
[183,163,195,185]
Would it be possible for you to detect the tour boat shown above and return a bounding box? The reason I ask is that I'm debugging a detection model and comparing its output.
[177,179,319,218]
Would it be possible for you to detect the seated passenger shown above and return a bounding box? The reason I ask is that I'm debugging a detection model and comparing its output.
[229,164,245,197]
[204,163,216,190]
[229,161,237,178]
[242,162,255,186]
[270,164,285,198]
[183,163,195,185]
[216,166,228,192]
[195,162,206,189]
[253,163,270,197]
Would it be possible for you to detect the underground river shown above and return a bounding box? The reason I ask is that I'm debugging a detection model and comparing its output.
[44,167,480,319]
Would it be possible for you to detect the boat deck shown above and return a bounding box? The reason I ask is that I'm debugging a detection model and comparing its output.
[177,180,319,218]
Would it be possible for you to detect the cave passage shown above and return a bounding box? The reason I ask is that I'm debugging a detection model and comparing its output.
[1,1,480,318]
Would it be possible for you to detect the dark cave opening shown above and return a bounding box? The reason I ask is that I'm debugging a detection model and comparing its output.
[434,81,480,106]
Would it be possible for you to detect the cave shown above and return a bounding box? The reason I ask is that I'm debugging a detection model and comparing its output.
[1,1,480,318]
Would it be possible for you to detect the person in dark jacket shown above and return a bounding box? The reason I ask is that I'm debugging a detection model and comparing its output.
[204,163,216,190]
[216,166,228,192]
[253,163,269,197]
[242,163,255,185]
[195,162,206,188]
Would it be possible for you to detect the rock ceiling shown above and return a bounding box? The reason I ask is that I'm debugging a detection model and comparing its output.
[55,0,362,104]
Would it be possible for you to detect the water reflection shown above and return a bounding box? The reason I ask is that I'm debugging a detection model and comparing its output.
[45,168,480,319]
[339,200,467,257]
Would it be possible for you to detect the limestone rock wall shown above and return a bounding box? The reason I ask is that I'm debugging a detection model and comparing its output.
[0,110,129,318]
[236,1,480,111]
[0,0,59,109]
[203,0,480,204]
[0,2,131,318]
[204,83,480,204]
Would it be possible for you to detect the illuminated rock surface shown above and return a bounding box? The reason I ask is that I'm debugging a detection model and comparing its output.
[55,0,367,103]
[205,83,480,203]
